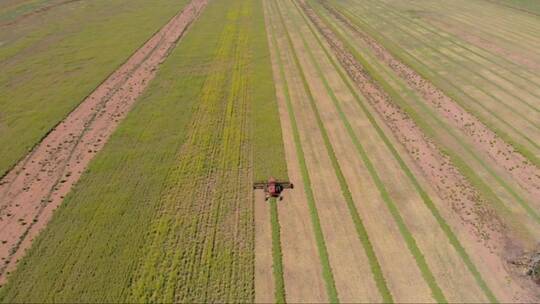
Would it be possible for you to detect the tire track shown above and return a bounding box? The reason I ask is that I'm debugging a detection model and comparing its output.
[0,0,207,284]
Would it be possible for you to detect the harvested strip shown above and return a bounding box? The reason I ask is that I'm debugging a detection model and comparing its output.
[299,0,537,301]
[0,0,207,284]
[266,4,338,300]
[322,4,540,198]
[265,4,328,300]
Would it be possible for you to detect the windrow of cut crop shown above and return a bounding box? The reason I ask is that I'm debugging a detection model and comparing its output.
[278,0,453,301]
[272,0,399,301]
[324,0,540,163]
[316,1,540,230]
[317,1,540,201]
[266,2,339,300]
[290,0,497,301]
[299,0,539,301]
[269,198,286,303]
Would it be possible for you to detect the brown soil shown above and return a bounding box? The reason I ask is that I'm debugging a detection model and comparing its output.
[299,0,538,301]
[0,0,207,285]
[324,4,540,200]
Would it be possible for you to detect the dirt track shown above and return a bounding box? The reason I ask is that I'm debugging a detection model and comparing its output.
[0,0,207,284]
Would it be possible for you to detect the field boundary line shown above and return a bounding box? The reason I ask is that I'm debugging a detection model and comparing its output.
[0,1,195,180]
[266,2,339,301]
[0,0,209,284]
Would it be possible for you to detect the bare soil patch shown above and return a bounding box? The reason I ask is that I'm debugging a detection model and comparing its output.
[0,0,207,284]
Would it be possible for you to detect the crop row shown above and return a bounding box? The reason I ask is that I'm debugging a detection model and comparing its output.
[0,0,286,301]
[326,0,540,165]
[318,0,540,233]
[265,0,506,302]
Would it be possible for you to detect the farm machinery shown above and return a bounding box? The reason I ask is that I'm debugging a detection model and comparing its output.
[253,177,294,201]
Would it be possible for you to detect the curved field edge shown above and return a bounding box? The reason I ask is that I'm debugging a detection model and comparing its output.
[0,0,285,301]
[0,0,191,178]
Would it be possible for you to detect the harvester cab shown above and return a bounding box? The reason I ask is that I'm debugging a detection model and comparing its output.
[253,177,294,201]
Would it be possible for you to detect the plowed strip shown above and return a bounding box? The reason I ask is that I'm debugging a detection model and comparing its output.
[0,0,207,284]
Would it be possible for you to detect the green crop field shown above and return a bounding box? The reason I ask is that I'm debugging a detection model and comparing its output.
[0,0,538,303]
[0,0,190,177]
[0,0,285,302]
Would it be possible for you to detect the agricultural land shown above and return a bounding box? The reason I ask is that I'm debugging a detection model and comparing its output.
[0,0,538,303]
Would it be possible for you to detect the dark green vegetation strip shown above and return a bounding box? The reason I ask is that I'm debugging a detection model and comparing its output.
[328,0,540,165]
[282,1,393,301]
[297,2,498,301]
[267,2,339,301]
[0,0,190,177]
[0,0,282,301]
[269,198,286,303]
[324,1,540,226]
[279,2,445,302]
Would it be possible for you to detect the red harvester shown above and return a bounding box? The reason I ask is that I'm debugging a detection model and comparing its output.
[253,177,294,201]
